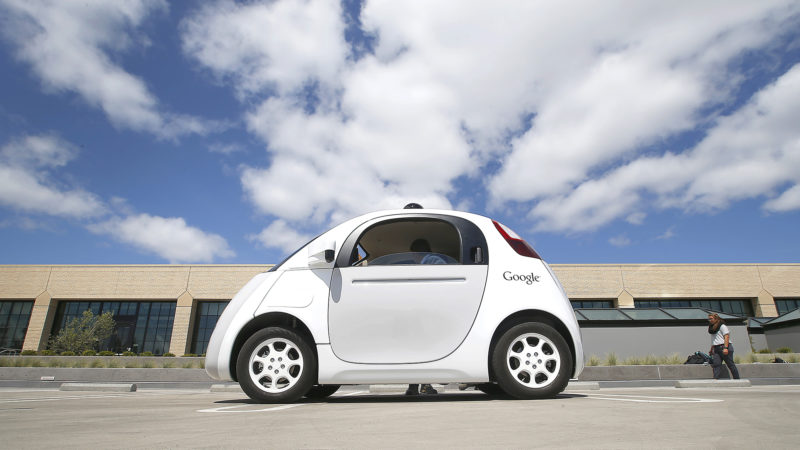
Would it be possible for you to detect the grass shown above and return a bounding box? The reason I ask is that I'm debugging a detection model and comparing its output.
[0,356,205,369]
[1,353,795,369]
[581,352,800,366]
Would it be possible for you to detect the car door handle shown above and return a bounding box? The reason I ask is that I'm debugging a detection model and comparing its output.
[352,277,466,285]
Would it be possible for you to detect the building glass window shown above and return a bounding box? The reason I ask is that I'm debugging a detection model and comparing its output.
[0,301,34,351]
[775,299,800,315]
[634,299,754,317]
[191,301,229,355]
[571,300,614,309]
[51,301,175,355]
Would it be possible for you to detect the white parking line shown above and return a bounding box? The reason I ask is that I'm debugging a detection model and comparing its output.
[334,390,367,397]
[583,393,722,403]
[196,390,368,413]
[0,394,130,404]
[197,403,305,413]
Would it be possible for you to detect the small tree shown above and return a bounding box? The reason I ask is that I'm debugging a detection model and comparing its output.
[49,310,115,354]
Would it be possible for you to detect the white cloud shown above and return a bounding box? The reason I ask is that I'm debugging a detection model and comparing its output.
[180,0,800,237]
[609,234,632,247]
[89,214,235,263]
[0,134,75,168]
[249,220,313,254]
[0,0,221,138]
[0,135,105,218]
[528,62,800,232]
[181,0,348,98]
[626,212,647,226]
[764,185,800,212]
[657,227,676,240]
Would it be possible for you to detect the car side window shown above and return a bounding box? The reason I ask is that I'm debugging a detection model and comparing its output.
[349,219,461,266]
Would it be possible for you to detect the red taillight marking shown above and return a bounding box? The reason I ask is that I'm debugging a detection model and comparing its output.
[492,221,541,259]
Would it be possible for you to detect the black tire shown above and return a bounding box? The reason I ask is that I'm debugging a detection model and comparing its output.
[236,327,316,403]
[475,383,506,396]
[304,384,341,399]
[491,322,572,399]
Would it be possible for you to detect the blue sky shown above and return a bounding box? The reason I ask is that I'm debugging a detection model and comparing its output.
[0,0,798,265]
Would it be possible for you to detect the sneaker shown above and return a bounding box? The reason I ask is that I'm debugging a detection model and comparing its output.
[420,384,438,395]
[405,385,419,395]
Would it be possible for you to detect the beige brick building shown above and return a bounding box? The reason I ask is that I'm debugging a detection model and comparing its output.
[1,264,798,355]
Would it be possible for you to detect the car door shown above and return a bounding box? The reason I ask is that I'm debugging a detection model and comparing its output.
[328,214,489,364]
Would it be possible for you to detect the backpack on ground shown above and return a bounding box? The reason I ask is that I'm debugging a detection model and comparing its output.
[684,351,712,365]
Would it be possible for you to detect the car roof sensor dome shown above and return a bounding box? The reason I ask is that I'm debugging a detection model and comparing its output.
[404,203,423,209]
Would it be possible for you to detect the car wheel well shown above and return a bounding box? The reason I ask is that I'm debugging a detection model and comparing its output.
[230,312,316,383]
[488,310,576,381]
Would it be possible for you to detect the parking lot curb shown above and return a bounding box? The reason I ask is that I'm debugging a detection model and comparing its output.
[566,381,600,390]
[675,379,752,388]
[60,383,137,392]
[210,384,243,393]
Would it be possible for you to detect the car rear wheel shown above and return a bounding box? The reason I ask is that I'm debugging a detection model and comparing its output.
[304,384,341,399]
[491,322,571,399]
[475,382,506,396]
[236,327,316,403]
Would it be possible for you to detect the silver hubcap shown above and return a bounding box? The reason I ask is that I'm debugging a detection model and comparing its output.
[248,337,304,393]
[506,332,560,389]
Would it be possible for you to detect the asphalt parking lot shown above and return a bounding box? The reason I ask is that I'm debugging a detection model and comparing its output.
[2,385,798,449]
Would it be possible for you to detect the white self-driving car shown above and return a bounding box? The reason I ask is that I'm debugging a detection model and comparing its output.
[205,205,584,402]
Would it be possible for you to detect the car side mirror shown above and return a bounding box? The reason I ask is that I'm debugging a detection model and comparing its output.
[308,240,336,269]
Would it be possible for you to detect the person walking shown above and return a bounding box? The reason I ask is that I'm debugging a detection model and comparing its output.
[708,313,740,379]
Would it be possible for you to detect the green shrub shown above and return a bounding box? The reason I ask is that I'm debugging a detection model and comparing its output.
[90,359,104,368]
[121,351,135,356]
[98,351,115,356]
[141,361,155,368]
[161,361,175,368]
[82,350,97,356]
[643,355,659,365]
[39,350,56,356]
[775,347,792,354]
[107,359,121,368]
[622,356,641,365]
[140,351,154,357]
[60,351,76,356]
[162,352,175,357]
[182,353,197,357]
[20,350,37,356]
[48,310,115,355]
[734,355,742,364]
[757,348,772,354]
[605,352,617,366]
[664,353,683,365]
[586,355,600,366]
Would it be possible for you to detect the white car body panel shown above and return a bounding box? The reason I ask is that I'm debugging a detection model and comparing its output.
[254,268,332,343]
[204,271,280,380]
[329,264,488,363]
[205,208,584,385]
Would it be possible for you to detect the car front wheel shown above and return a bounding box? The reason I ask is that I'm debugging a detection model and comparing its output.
[236,327,316,403]
[304,384,341,399]
[491,322,572,399]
